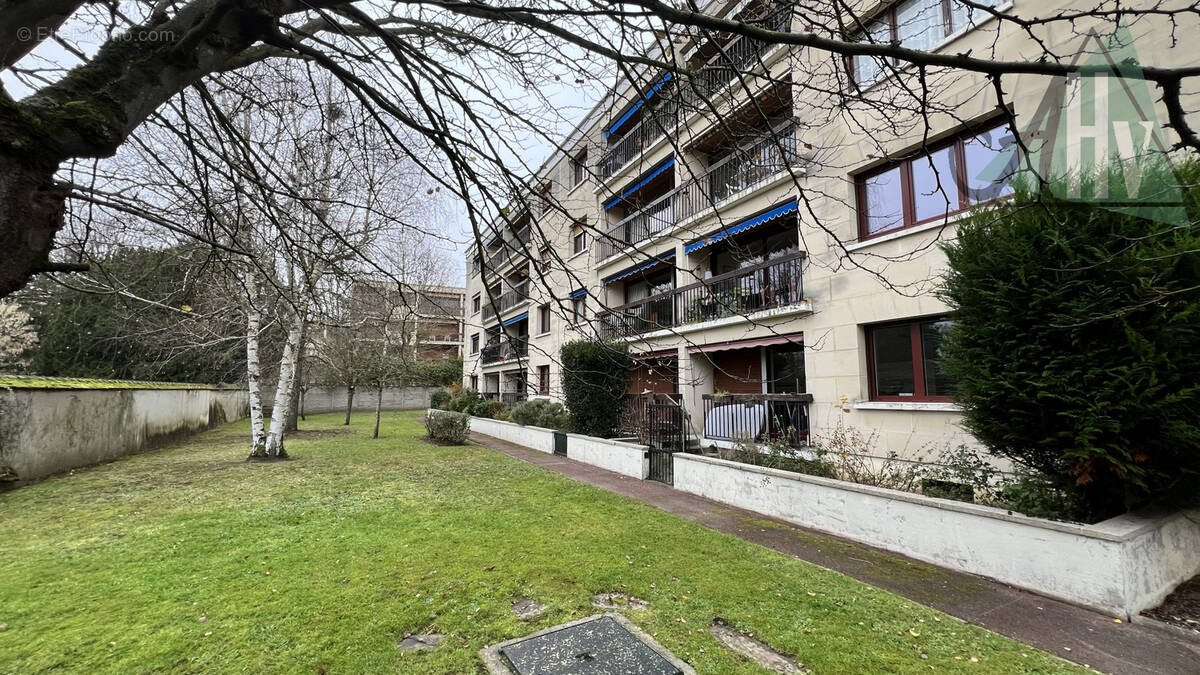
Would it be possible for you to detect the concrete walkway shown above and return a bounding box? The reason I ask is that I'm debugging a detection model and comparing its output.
[470,432,1200,675]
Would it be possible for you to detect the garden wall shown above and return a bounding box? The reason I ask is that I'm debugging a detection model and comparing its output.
[672,453,1200,619]
[0,384,249,482]
[267,386,436,415]
[457,413,649,479]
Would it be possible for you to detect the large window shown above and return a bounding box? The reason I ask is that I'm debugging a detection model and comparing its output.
[851,0,1002,87]
[537,303,551,334]
[538,365,551,395]
[856,121,1015,238]
[767,344,806,394]
[867,317,956,401]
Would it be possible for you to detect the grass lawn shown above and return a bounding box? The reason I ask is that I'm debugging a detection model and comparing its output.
[0,411,1081,673]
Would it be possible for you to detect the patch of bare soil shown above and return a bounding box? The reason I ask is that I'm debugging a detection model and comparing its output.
[1142,574,1200,635]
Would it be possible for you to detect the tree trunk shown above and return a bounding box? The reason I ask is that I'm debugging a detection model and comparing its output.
[244,305,266,454]
[373,383,383,439]
[299,386,306,421]
[344,385,355,425]
[285,341,305,432]
[261,311,305,458]
[0,156,72,299]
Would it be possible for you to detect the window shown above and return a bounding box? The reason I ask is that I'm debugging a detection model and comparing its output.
[571,221,588,255]
[572,297,587,324]
[538,365,550,395]
[571,148,588,187]
[470,375,479,390]
[856,121,1016,238]
[850,0,1001,87]
[539,246,551,264]
[767,344,806,394]
[867,317,956,400]
[470,333,480,354]
[538,303,551,334]
[471,294,480,314]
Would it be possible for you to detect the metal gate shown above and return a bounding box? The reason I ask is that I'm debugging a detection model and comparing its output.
[646,402,683,484]
[553,431,567,457]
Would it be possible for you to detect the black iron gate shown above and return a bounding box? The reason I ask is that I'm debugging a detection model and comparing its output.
[646,402,683,484]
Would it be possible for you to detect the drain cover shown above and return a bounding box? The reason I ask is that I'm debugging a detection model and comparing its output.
[481,614,693,674]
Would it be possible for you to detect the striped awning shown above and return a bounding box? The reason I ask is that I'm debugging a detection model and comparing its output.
[603,251,676,285]
[569,288,587,300]
[684,199,798,253]
[688,334,803,354]
[501,312,528,327]
[603,157,674,211]
[605,73,673,138]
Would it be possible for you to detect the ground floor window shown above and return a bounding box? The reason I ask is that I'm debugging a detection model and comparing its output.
[470,375,479,390]
[767,344,805,393]
[867,317,956,400]
[537,365,550,395]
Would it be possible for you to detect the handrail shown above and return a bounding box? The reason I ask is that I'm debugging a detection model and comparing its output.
[676,251,805,294]
[703,393,813,403]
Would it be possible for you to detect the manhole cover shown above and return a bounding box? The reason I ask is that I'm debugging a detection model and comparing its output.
[480,614,694,674]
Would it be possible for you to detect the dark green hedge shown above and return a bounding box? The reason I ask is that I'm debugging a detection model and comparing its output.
[939,161,1200,518]
[560,339,634,438]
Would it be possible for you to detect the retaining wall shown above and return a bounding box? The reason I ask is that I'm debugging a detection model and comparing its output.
[672,453,1200,619]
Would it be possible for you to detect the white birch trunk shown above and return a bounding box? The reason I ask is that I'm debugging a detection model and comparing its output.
[263,311,305,457]
[245,306,266,454]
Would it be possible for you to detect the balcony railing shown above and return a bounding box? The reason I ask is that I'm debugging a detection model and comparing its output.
[702,392,811,447]
[598,122,798,261]
[482,280,529,321]
[679,5,792,110]
[481,391,528,405]
[598,252,804,338]
[480,340,527,365]
[483,227,532,273]
[598,96,680,181]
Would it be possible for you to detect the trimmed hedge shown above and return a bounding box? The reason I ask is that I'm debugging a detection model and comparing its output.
[939,160,1200,518]
[560,340,634,438]
[509,399,568,429]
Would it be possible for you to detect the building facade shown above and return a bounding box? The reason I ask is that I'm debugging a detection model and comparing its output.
[461,0,1188,463]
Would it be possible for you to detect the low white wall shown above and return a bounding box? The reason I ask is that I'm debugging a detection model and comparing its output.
[673,454,1200,619]
[456,413,649,478]
[1,387,249,482]
[565,433,649,479]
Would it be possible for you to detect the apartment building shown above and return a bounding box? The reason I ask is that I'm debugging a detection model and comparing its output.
[461,0,1183,462]
[348,279,466,361]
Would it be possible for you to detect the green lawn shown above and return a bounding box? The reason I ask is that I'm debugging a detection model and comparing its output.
[0,412,1080,673]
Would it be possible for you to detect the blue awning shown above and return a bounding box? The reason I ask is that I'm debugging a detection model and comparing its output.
[501,312,528,327]
[569,288,587,300]
[684,200,799,254]
[603,157,675,211]
[605,73,673,139]
[603,251,676,285]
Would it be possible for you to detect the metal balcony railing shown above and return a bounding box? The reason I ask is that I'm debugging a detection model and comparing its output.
[481,280,529,321]
[597,253,804,338]
[702,392,812,447]
[598,96,680,181]
[597,122,798,260]
[480,340,527,365]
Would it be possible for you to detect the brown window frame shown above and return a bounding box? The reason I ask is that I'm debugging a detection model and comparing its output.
[571,148,588,187]
[537,365,551,395]
[471,294,481,314]
[470,333,480,355]
[571,297,587,325]
[537,303,551,334]
[855,120,1013,240]
[865,317,955,402]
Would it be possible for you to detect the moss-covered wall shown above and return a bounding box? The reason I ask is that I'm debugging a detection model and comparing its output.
[0,385,248,483]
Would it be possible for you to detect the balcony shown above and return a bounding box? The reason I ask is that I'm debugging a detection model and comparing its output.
[598,122,799,261]
[481,391,528,405]
[598,96,680,181]
[481,280,530,321]
[482,227,532,274]
[480,340,527,366]
[679,4,792,110]
[702,392,811,447]
[598,252,804,338]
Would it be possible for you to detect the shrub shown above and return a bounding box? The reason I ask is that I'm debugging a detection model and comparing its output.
[429,387,450,410]
[425,410,470,444]
[509,399,569,429]
[469,399,492,418]
[405,357,463,387]
[445,388,481,414]
[484,400,508,420]
[939,160,1200,518]
[719,439,836,478]
[560,340,634,438]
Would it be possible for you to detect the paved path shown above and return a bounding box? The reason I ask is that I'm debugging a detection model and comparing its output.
[470,432,1200,675]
